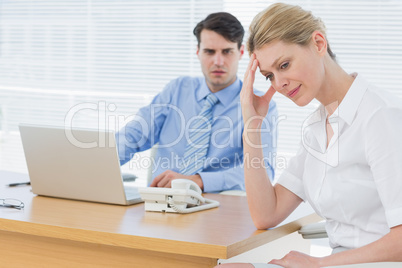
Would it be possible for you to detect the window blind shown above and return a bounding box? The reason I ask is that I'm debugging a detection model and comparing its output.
[1,0,401,183]
[0,0,223,182]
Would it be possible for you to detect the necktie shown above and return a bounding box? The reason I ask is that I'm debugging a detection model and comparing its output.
[180,93,218,175]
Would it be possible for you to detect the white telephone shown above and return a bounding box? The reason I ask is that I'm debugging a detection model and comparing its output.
[138,179,220,213]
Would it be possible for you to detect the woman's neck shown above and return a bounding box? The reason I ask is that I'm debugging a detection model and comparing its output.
[316,58,355,116]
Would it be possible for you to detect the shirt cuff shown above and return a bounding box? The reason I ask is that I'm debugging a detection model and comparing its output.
[276,169,306,201]
[385,207,402,228]
[198,171,224,193]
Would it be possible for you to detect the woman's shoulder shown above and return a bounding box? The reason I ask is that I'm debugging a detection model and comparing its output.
[358,84,402,134]
[363,84,402,113]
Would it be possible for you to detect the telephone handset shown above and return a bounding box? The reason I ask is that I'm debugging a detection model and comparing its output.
[139,179,220,213]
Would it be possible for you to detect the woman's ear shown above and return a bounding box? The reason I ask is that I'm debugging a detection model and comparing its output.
[239,44,245,59]
[311,31,327,57]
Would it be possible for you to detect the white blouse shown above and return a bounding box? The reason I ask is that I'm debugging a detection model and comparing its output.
[278,74,402,249]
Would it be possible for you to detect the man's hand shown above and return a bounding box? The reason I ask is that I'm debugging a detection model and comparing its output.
[150,170,204,190]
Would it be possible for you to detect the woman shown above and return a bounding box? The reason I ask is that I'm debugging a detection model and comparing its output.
[216,3,402,268]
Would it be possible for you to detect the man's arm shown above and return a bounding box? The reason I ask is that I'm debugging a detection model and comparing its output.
[150,170,203,189]
[115,81,177,165]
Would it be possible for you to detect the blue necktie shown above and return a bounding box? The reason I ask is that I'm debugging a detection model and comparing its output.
[180,93,218,175]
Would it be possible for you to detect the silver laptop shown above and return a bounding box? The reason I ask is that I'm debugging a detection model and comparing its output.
[19,124,143,205]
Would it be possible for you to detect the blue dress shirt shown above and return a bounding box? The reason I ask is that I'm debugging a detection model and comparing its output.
[116,76,278,192]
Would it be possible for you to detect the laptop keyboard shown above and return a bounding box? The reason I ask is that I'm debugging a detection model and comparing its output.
[124,186,140,200]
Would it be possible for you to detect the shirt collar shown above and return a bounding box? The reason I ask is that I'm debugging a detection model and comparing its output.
[197,77,241,106]
[304,73,369,131]
[328,73,369,126]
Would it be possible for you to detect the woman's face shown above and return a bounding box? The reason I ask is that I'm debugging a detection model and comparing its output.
[255,40,325,106]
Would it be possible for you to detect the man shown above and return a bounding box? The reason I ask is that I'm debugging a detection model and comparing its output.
[116,12,277,192]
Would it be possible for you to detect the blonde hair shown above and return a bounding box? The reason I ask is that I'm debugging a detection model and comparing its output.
[247,3,336,60]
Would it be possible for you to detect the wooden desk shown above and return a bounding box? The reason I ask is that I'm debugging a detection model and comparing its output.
[0,171,321,268]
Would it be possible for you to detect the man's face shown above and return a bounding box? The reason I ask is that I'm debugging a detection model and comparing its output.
[197,29,244,93]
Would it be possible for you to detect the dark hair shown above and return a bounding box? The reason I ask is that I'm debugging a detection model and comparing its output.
[193,12,244,49]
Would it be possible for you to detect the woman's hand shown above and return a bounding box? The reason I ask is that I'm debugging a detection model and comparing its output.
[240,53,276,130]
[269,251,321,268]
